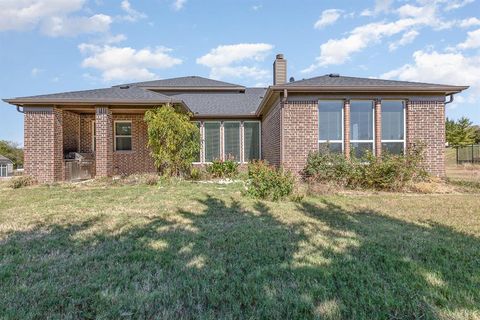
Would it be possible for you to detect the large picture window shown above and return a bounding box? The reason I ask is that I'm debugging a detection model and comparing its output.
[318,100,343,153]
[381,100,405,155]
[224,122,241,161]
[114,121,132,151]
[204,122,221,162]
[244,121,260,162]
[350,100,374,158]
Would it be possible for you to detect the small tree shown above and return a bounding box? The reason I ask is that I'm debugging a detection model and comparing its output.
[446,117,476,147]
[144,105,200,176]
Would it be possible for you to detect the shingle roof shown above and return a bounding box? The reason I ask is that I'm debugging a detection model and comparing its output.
[115,76,244,88]
[0,155,13,163]
[170,88,266,115]
[5,86,175,103]
[285,74,456,88]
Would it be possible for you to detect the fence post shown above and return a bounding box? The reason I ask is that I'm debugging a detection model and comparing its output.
[472,145,475,164]
[456,147,459,165]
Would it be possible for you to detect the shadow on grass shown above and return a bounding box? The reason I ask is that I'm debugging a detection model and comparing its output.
[0,195,479,319]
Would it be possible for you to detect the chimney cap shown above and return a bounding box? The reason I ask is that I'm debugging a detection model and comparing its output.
[276,54,284,59]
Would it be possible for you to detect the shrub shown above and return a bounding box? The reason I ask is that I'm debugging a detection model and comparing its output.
[189,167,207,181]
[144,105,200,177]
[206,159,239,178]
[245,160,295,201]
[304,145,427,191]
[8,175,36,189]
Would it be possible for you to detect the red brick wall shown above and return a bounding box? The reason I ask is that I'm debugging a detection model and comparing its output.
[282,101,318,175]
[79,114,95,153]
[261,100,282,166]
[95,107,113,177]
[112,114,156,175]
[24,108,63,183]
[63,111,80,153]
[407,100,446,177]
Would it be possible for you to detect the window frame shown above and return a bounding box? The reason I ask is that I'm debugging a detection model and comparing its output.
[318,100,344,153]
[242,120,262,163]
[349,99,375,156]
[0,164,6,177]
[114,120,133,152]
[223,121,242,163]
[193,121,203,164]
[203,121,222,163]
[380,100,406,155]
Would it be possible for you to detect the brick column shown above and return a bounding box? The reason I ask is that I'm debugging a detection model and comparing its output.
[24,107,63,183]
[95,107,113,177]
[375,100,382,158]
[344,100,351,159]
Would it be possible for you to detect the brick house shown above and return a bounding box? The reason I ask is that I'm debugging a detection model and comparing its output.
[3,54,468,183]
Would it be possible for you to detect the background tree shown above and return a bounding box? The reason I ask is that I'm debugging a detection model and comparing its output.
[0,140,24,168]
[445,117,476,147]
[472,125,480,144]
[144,105,200,176]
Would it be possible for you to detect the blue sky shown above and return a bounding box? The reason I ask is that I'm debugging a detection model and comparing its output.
[1,0,480,144]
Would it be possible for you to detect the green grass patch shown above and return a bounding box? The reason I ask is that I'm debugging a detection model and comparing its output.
[0,181,479,319]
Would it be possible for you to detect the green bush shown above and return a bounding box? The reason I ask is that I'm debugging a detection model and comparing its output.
[245,160,295,201]
[206,159,239,178]
[189,167,207,181]
[304,145,427,191]
[8,175,36,189]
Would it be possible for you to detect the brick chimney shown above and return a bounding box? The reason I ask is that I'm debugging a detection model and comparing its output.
[273,54,287,85]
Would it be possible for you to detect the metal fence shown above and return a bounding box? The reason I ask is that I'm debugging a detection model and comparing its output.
[456,145,480,164]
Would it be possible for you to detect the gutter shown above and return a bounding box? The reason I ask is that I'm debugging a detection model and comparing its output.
[445,94,454,105]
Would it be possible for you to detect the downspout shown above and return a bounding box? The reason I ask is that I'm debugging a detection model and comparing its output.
[16,106,24,113]
[445,94,454,105]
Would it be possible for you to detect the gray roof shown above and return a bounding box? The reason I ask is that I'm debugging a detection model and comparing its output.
[170,88,266,115]
[5,86,175,103]
[285,74,457,88]
[0,155,13,164]
[115,76,244,88]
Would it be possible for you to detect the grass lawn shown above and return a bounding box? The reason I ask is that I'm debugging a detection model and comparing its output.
[446,147,480,183]
[0,180,479,319]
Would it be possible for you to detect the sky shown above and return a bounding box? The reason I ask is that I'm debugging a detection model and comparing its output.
[1,0,480,145]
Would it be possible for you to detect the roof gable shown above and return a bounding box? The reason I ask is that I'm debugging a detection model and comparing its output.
[115,76,244,89]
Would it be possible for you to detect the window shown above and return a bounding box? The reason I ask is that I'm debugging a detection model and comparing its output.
[350,100,374,158]
[204,122,221,162]
[114,121,132,151]
[92,120,96,152]
[0,164,6,177]
[193,122,202,163]
[244,121,260,162]
[224,122,241,161]
[318,100,343,153]
[381,100,405,155]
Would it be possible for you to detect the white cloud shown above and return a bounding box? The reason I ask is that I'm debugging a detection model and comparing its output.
[252,4,262,11]
[314,9,343,29]
[31,67,43,76]
[381,50,480,99]
[458,28,480,49]
[389,29,419,51]
[0,0,112,36]
[196,43,273,80]
[79,44,182,82]
[119,0,146,22]
[360,0,393,16]
[41,14,111,37]
[172,0,186,11]
[303,1,455,72]
[458,17,480,28]
[442,0,474,11]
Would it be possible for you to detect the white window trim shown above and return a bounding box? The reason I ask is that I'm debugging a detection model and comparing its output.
[242,120,262,164]
[350,100,375,154]
[380,100,407,155]
[203,121,222,163]
[114,120,133,152]
[193,121,203,164]
[0,164,6,177]
[92,120,96,152]
[318,100,344,152]
[223,121,242,163]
